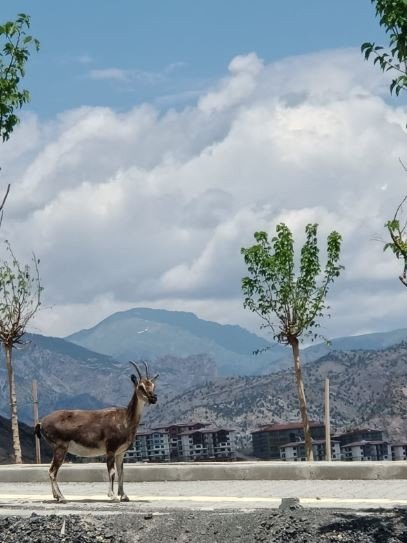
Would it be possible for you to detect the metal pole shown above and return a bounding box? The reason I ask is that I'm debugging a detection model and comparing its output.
[325,378,331,461]
[32,380,41,464]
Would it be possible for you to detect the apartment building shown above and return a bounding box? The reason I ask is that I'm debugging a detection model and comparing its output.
[153,422,209,461]
[179,427,236,461]
[125,428,170,462]
[280,439,341,461]
[125,422,236,462]
[335,429,384,447]
[252,421,326,459]
[341,440,391,461]
[391,443,407,460]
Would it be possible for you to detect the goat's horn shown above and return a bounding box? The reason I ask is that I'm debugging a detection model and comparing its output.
[142,360,150,378]
[153,373,159,381]
[129,361,142,380]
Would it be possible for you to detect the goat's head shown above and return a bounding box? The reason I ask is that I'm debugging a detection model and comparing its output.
[129,360,158,404]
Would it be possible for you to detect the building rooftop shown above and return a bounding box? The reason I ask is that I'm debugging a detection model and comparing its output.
[335,428,382,438]
[342,440,389,447]
[179,427,236,436]
[137,428,168,436]
[280,439,340,448]
[253,421,324,433]
[151,422,210,430]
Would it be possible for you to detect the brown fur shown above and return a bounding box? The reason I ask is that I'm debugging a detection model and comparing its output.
[37,373,157,503]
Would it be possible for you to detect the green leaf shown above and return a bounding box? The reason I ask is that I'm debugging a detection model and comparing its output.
[0,13,39,142]
[362,1,407,97]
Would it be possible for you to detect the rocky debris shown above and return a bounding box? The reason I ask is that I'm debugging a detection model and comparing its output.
[1,509,407,542]
[253,509,407,543]
[0,513,129,543]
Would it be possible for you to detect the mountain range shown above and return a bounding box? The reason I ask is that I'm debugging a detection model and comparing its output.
[0,307,407,440]
[66,307,287,376]
[66,307,407,374]
[147,342,407,441]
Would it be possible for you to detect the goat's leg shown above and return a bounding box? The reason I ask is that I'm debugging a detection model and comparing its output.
[115,453,129,501]
[106,451,119,501]
[49,446,67,503]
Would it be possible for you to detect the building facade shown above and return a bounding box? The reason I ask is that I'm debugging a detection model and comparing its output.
[252,422,326,459]
[391,444,407,461]
[153,422,209,461]
[280,439,341,461]
[125,423,236,462]
[335,429,384,447]
[179,427,236,461]
[125,429,170,462]
[341,440,391,461]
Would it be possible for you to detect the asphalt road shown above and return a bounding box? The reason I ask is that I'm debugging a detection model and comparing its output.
[0,479,406,516]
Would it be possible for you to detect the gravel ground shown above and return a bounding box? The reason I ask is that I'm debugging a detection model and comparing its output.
[1,506,407,542]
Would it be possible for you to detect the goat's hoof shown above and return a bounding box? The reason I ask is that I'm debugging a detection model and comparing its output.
[120,494,130,502]
[108,494,120,502]
[56,497,66,504]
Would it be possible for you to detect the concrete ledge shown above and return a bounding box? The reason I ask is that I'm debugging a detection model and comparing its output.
[0,461,407,483]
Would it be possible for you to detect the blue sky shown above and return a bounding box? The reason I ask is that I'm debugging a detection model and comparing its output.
[3,1,386,117]
[1,1,406,340]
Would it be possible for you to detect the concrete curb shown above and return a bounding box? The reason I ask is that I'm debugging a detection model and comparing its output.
[1,461,407,483]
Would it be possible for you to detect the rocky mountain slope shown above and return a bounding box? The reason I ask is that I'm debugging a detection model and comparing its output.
[146,343,407,440]
[0,333,216,424]
[0,415,52,463]
[274,327,407,368]
[66,307,287,376]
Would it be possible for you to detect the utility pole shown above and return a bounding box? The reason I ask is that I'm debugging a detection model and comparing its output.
[324,378,331,461]
[32,380,41,464]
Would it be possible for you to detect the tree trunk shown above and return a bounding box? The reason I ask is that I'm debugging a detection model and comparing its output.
[289,336,314,461]
[4,343,22,463]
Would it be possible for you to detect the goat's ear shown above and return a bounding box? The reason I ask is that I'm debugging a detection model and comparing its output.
[131,374,138,385]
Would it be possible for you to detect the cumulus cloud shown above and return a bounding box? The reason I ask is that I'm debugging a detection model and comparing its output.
[0,48,406,340]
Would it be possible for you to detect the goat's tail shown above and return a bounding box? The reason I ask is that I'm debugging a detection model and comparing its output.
[34,422,42,439]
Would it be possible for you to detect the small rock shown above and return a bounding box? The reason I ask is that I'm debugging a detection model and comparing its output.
[279,497,303,511]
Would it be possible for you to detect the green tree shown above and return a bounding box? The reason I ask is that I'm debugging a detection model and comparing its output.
[0,242,42,463]
[0,13,39,142]
[241,224,343,461]
[362,0,407,285]
[361,0,407,96]
[0,13,39,219]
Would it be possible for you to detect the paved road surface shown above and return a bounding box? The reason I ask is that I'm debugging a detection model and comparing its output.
[0,480,406,515]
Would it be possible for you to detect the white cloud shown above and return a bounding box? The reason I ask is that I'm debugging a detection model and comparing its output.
[164,61,187,74]
[198,53,264,113]
[89,68,130,81]
[88,67,164,85]
[0,48,406,340]
[76,54,93,64]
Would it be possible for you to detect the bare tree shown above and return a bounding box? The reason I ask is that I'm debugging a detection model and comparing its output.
[0,14,39,223]
[362,2,407,286]
[0,241,42,463]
